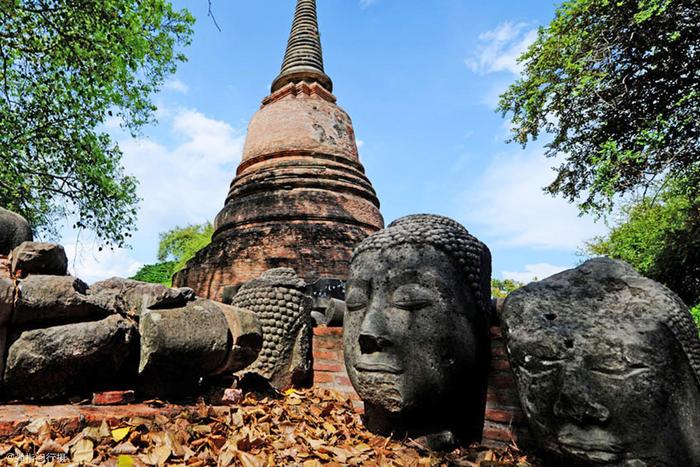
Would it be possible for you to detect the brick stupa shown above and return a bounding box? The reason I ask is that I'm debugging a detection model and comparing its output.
[174,0,384,300]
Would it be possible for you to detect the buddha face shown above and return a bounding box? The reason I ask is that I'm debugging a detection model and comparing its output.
[508,316,699,465]
[343,243,484,416]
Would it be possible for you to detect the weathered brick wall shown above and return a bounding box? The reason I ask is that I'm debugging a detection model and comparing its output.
[311,326,532,448]
[483,326,532,449]
[311,327,362,412]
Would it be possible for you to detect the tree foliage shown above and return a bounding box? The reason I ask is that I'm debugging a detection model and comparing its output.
[691,304,700,332]
[130,261,176,286]
[586,181,700,307]
[499,0,700,214]
[491,279,524,299]
[131,223,213,285]
[157,222,213,274]
[0,0,194,246]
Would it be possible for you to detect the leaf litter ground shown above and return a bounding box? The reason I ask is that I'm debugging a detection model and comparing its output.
[0,388,540,466]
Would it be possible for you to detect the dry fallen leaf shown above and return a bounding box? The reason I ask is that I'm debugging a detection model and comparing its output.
[72,438,94,463]
[9,387,540,466]
[112,427,132,443]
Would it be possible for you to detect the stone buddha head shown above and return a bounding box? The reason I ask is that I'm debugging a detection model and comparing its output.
[232,268,313,390]
[343,214,492,446]
[502,258,700,466]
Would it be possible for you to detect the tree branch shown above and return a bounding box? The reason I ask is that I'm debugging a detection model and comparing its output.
[208,0,221,32]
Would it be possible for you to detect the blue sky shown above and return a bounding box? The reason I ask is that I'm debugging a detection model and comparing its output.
[63,0,606,284]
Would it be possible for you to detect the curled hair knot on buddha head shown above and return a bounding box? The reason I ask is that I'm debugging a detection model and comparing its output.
[352,214,492,316]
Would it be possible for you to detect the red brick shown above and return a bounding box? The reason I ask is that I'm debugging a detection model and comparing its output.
[334,375,352,387]
[314,373,334,383]
[489,372,516,388]
[485,408,523,424]
[353,401,365,414]
[486,389,521,406]
[314,337,342,350]
[490,345,507,357]
[490,359,512,371]
[313,362,345,372]
[313,349,340,361]
[490,326,503,338]
[482,427,515,443]
[313,327,343,337]
[92,390,135,406]
[173,83,384,299]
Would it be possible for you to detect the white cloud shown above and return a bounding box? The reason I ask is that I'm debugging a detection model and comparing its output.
[63,242,143,285]
[466,21,538,75]
[63,108,244,283]
[359,0,377,8]
[502,263,569,283]
[119,108,244,238]
[163,78,189,94]
[356,139,365,149]
[461,147,605,250]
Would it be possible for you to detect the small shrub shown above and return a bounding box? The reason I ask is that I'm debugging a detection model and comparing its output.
[691,304,700,335]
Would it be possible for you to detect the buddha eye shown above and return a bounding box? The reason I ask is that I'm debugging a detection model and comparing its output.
[591,362,650,379]
[391,284,433,311]
[345,290,368,312]
[521,354,563,376]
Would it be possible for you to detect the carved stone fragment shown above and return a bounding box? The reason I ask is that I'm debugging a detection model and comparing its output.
[138,300,262,397]
[90,277,195,316]
[502,258,700,466]
[232,268,313,390]
[3,314,138,401]
[13,275,111,326]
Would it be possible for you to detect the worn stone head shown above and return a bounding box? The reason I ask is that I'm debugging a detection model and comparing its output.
[232,268,313,389]
[502,258,700,466]
[344,214,492,445]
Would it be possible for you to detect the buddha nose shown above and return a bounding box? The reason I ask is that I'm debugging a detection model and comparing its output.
[358,303,392,354]
[553,371,610,425]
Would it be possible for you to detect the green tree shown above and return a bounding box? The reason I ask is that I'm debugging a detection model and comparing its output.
[585,181,700,307]
[131,222,213,285]
[130,261,176,286]
[157,222,214,273]
[491,278,524,299]
[691,305,700,333]
[499,0,700,215]
[0,1,194,247]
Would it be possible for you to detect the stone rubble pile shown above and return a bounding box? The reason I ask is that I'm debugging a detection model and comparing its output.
[0,238,263,402]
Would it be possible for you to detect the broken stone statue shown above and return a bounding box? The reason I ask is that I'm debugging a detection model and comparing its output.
[344,214,492,449]
[231,268,314,390]
[502,258,700,466]
[0,230,263,400]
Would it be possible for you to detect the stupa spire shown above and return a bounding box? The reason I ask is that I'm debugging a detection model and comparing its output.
[271,0,333,93]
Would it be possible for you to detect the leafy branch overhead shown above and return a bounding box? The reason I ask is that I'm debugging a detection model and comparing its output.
[0,1,194,247]
[499,0,700,214]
